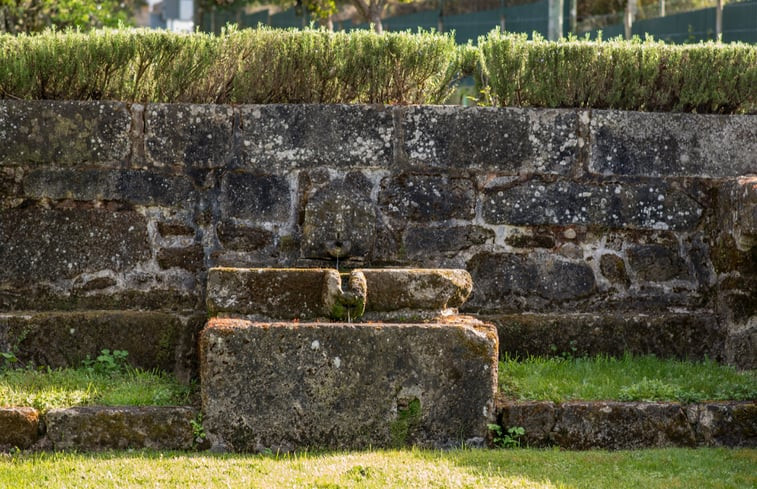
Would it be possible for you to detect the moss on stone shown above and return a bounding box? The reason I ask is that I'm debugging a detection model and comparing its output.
[390,398,421,448]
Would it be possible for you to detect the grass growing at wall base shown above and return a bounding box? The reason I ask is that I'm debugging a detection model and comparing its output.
[499,354,757,403]
[1,448,755,489]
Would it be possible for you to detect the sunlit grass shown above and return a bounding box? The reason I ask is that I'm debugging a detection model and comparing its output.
[1,448,754,489]
[499,354,757,403]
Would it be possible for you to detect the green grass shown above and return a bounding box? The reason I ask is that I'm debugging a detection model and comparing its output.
[0,448,754,488]
[0,367,192,412]
[499,354,757,403]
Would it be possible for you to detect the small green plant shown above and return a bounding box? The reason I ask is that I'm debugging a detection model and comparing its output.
[191,412,206,448]
[1,351,18,370]
[488,424,525,449]
[82,349,129,375]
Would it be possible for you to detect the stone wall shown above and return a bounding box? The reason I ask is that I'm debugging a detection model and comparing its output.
[1,101,755,373]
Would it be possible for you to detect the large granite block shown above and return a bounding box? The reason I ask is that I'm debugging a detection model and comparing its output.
[200,318,498,451]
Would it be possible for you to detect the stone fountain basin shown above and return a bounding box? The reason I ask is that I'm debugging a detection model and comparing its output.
[206,267,473,321]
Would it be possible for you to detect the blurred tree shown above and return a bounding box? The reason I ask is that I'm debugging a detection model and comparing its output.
[0,0,145,33]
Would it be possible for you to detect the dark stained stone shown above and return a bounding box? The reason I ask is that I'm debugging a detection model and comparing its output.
[0,100,130,166]
[0,208,150,283]
[235,105,393,169]
[157,244,205,272]
[599,253,630,286]
[400,106,577,173]
[505,233,555,249]
[497,401,556,447]
[220,172,291,221]
[482,180,702,231]
[73,276,118,292]
[404,225,493,259]
[553,402,696,449]
[301,177,377,260]
[687,402,757,447]
[45,406,197,451]
[590,110,757,178]
[200,318,498,451]
[627,244,690,282]
[486,312,725,361]
[733,177,757,251]
[145,104,234,167]
[0,408,40,449]
[216,221,273,251]
[379,173,475,222]
[467,253,596,310]
[158,222,196,237]
[24,169,196,206]
[0,311,197,377]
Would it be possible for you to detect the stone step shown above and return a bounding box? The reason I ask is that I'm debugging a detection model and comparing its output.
[199,317,498,452]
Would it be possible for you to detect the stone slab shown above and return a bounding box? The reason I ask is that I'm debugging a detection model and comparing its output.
[45,406,197,450]
[0,407,40,449]
[361,269,472,314]
[200,318,498,451]
[687,402,757,447]
[590,111,757,178]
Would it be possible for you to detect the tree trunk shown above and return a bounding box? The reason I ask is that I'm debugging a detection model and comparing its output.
[369,2,383,33]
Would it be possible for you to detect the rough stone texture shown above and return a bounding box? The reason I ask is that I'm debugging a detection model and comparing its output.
[404,225,495,259]
[687,402,757,447]
[497,401,556,447]
[0,208,150,284]
[553,402,696,449]
[0,311,200,379]
[467,253,596,310]
[483,180,703,231]
[220,172,291,221]
[599,254,630,286]
[361,269,473,315]
[301,176,377,260]
[216,221,273,251]
[488,312,725,360]
[235,104,393,169]
[733,177,757,251]
[23,169,197,206]
[590,110,757,178]
[200,318,498,451]
[0,408,40,449]
[627,244,690,282]
[45,406,197,450]
[400,106,578,173]
[0,100,130,166]
[157,244,205,272]
[145,104,234,167]
[380,173,476,222]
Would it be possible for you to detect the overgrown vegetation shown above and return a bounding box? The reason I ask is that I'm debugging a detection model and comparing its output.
[499,354,757,403]
[0,28,754,112]
[0,349,192,411]
[1,448,755,488]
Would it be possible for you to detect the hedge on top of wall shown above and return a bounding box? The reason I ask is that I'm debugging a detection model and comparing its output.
[0,27,754,113]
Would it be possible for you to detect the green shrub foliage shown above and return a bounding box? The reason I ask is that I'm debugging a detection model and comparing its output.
[0,28,754,112]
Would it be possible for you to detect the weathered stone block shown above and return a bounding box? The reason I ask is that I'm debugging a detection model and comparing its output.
[553,402,695,449]
[590,111,757,178]
[157,244,205,272]
[379,173,475,222]
[200,318,498,451]
[45,407,197,450]
[0,100,130,166]
[301,176,377,260]
[0,311,198,378]
[216,221,273,251]
[497,401,556,447]
[235,105,393,169]
[24,169,196,206]
[467,253,596,310]
[0,408,40,449]
[400,106,578,173]
[404,225,494,258]
[733,177,757,251]
[0,208,150,284]
[687,402,757,447]
[220,172,291,221]
[627,244,690,282]
[487,312,725,360]
[483,181,702,231]
[145,104,234,167]
[599,253,629,286]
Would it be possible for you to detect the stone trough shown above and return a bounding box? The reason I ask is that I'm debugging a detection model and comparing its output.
[199,267,498,452]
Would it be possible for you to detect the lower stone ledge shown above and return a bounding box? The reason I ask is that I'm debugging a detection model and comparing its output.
[497,400,756,449]
[43,406,198,451]
[0,407,40,449]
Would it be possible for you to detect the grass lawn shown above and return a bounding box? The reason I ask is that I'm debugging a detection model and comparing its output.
[0,367,192,411]
[1,448,754,489]
[499,354,757,403]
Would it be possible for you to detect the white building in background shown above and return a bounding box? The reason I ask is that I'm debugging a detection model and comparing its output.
[151,0,194,31]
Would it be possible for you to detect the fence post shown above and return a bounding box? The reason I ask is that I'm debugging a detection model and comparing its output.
[716,0,723,40]
[624,0,636,39]
[500,0,506,32]
[548,0,564,40]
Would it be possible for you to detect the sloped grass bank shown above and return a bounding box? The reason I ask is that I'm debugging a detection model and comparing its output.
[499,354,757,403]
[0,28,754,112]
[1,448,755,489]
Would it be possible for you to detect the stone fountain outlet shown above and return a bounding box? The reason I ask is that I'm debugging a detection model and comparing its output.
[200,267,498,452]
